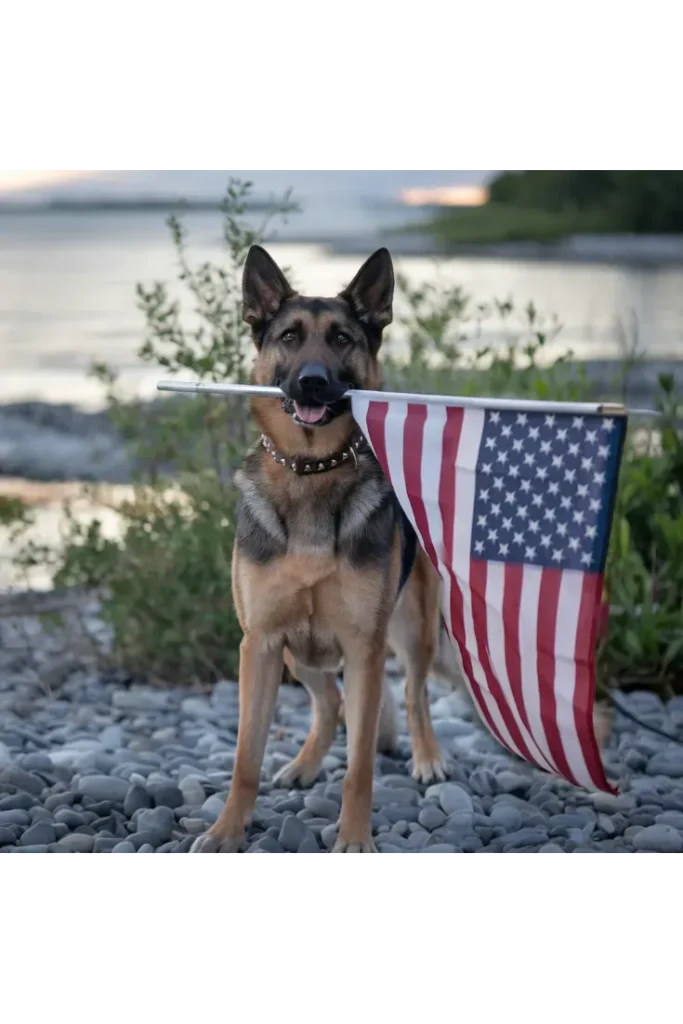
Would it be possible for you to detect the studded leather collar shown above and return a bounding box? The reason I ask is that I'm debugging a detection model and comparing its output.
[260,429,369,475]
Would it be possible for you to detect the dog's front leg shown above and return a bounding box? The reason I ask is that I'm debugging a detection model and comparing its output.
[333,641,385,853]
[191,632,283,853]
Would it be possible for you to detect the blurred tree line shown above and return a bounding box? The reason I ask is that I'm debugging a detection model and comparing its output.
[421,171,683,245]
[489,171,683,234]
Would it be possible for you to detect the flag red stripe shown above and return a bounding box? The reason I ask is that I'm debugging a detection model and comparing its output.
[403,403,439,567]
[436,409,511,750]
[445,566,510,751]
[364,400,390,470]
[575,573,615,792]
[470,559,538,764]
[502,563,535,738]
[537,569,579,785]
[438,407,461,570]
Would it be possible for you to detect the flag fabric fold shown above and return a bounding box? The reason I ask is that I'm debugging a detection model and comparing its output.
[351,395,627,794]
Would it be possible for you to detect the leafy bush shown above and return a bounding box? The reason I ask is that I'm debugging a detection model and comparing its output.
[385,271,586,401]
[0,496,32,527]
[16,181,297,684]
[600,375,683,692]
[12,177,683,692]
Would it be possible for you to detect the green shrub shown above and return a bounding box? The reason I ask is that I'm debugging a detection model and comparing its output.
[385,271,586,402]
[0,496,32,527]
[11,177,683,692]
[600,375,683,692]
[15,180,297,684]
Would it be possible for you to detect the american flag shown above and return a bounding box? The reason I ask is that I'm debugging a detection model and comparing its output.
[351,395,627,793]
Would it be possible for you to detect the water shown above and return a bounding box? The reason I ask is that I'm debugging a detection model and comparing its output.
[1,210,683,409]
[2,209,680,591]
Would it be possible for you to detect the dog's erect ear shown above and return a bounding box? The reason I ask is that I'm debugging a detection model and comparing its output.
[339,248,394,337]
[242,245,295,333]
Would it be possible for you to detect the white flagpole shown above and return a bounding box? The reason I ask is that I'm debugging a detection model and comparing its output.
[156,378,659,417]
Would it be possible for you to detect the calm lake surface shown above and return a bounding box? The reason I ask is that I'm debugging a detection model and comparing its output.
[2,209,680,590]
[1,210,682,410]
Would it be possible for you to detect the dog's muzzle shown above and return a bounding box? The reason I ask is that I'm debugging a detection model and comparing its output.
[281,362,350,426]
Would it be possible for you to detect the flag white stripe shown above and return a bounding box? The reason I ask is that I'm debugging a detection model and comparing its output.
[421,405,471,687]
[519,565,560,774]
[485,561,555,773]
[351,396,374,460]
[379,402,413,532]
[554,571,594,789]
[450,410,522,757]
[419,403,448,566]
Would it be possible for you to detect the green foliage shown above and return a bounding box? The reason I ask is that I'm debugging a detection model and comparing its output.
[415,202,611,246]
[600,375,683,692]
[11,176,682,693]
[16,180,298,685]
[490,170,683,233]
[0,496,32,527]
[385,272,588,403]
[91,180,298,482]
[489,171,616,212]
[420,171,683,244]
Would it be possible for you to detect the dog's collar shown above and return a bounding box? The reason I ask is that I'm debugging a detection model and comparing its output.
[260,429,369,475]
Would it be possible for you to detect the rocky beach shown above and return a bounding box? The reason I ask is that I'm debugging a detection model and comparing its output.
[1,593,683,854]
[1,364,682,850]
[2,211,682,852]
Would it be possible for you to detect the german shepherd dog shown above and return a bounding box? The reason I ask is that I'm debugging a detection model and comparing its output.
[190,245,613,854]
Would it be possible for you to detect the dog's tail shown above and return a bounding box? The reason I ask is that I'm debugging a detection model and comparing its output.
[377,623,470,754]
[431,620,469,692]
[377,676,401,754]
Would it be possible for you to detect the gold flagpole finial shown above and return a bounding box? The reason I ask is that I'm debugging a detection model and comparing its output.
[596,403,628,416]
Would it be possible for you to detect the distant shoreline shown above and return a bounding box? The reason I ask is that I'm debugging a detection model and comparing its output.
[3,203,683,266]
[0,198,279,214]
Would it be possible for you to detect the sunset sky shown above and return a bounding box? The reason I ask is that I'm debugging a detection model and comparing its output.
[0,165,491,199]
[0,170,96,193]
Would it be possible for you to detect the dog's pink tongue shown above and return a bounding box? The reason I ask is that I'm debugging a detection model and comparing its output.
[294,402,327,424]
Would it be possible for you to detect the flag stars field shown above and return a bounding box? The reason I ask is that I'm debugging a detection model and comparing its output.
[471,410,623,575]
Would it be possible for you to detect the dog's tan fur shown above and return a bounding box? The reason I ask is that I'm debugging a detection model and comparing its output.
[190,245,613,855]
[202,521,445,853]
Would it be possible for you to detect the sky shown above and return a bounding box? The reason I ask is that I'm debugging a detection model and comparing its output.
[0,170,495,199]
[0,170,496,236]
[0,170,96,193]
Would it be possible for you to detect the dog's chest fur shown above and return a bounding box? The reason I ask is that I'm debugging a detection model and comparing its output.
[233,447,401,668]
[235,447,397,566]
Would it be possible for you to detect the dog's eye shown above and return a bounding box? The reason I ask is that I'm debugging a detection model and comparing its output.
[280,330,297,344]
[335,331,351,345]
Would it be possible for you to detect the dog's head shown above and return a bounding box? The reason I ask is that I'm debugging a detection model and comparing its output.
[243,245,394,431]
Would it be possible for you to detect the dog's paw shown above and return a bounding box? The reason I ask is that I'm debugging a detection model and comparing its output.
[332,837,378,853]
[273,758,322,789]
[190,831,244,853]
[411,755,448,785]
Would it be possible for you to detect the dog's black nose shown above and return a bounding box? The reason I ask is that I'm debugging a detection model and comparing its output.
[297,362,330,394]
